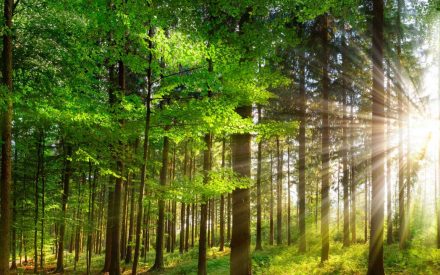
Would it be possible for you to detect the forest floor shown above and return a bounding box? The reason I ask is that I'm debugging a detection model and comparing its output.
[9,240,440,274]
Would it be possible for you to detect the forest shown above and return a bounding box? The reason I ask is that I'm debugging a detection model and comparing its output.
[1,0,440,274]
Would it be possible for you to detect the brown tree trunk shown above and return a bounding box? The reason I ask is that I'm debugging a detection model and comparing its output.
[230,106,252,275]
[198,133,212,275]
[39,133,46,269]
[269,153,274,245]
[350,103,357,244]
[298,56,307,253]
[386,61,392,245]
[33,137,42,273]
[103,178,114,273]
[395,0,406,251]
[437,21,440,249]
[108,60,126,275]
[343,89,350,248]
[220,139,226,251]
[120,176,128,260]
[320,13,330,263]
[276,137,283,245]
[150,133,169,271]
[10,146,17,270]
[0,0,13,273]
[367,0,385,273]
[132,26,154,275]
[287,144,291,246]
[125,173,135,263]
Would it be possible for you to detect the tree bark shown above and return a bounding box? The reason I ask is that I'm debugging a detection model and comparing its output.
[108,60,127,275]
[198,133,212,275]
[150,133,169,271]
[367,0,385,273]
[343,90,350,248]
[270,153,274,245]
[0,0,13,273]
[132,26,154,275]
[125,173,135,263]
[230,106,252,275]
[320,13,330,263]
[298,56,307,253]
[287,144,291,246]
[276,137,283,245]
[220,139,226,251]
[386,61,393,245]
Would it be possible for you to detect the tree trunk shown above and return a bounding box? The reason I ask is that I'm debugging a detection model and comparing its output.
[350,103,357,244]
[220,139,226,251]
[103,178,114,272]
[395,0,406,251]
[343,91,350,248]
[33,137,42,274]
[125,173,135,263]
[230,106,252,275]
[0,0,13,273]
[39,132,46,269]
[276,137,283,245]
[120,176,128,260]
[255,106,263,250]
[150,134,169,271]
[198,133,212,275]
[386,61,393,245]
[365,174,368,243]
[108,60,127,275]
[132,26,154,275]
[367,0,385,273]
[320,13,330,263]
[270,153,274,245]
[298,56,307,253]
[287,144,291,246]
[437,20,440,249]
[10,146,17,270]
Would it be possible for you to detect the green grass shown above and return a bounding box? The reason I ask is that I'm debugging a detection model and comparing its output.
[11,241,440,274]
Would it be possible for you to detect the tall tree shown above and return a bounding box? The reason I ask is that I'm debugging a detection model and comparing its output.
[276,137,283,245]
[320,13,331,263]
[198,133,212,275]
[298,51,307,253]
[0,0,14,273]
[367,0,385,274]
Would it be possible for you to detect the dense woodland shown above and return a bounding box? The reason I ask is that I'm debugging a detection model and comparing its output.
[1,0,440,274]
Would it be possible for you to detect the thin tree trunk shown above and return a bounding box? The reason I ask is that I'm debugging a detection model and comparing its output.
[270,153,274,245]
[276,137,283,245]
[120,176,128,260]
[10,146,17,270]
[220,138,226,251]
[33,137,42,274]
[125,173,135,263]
[386,61,393,245]
[39,132,46,269]
[287,144,291,246]
[350,103,357,244]
[396,0,406,250]
[367,0,385,273]
[320,13,330,263]
[198,133,212,275]
[298,55,307,253]
[103,178,114,272]
[343,90,350,248]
